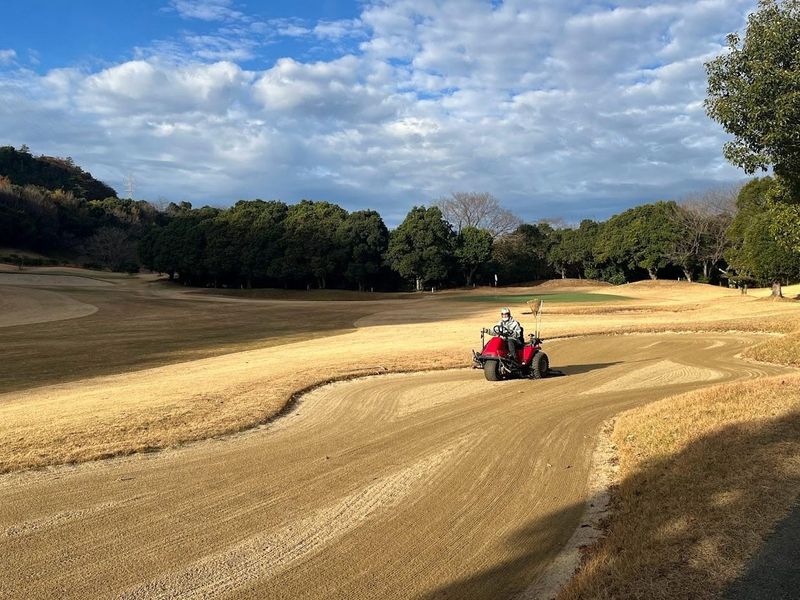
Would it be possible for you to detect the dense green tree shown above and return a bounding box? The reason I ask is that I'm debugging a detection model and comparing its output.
[455,226,493,285]
[547,228,586,279]
[573,220,601,278]
[387,206,455,290]
[726,178,800,296]
[224,200,288,287]
[340,210,389,291]
[706,0,800,253]
[595,202,681,280]
[142,208,219,284]
[705,0,800,191]
[284,200,349,289]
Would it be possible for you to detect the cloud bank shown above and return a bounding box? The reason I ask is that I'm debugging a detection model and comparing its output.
[0,0,755,224]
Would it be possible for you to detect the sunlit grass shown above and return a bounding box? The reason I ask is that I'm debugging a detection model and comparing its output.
[452,292,631,304]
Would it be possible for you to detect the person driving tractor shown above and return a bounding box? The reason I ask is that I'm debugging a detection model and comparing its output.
[497,307,523,360]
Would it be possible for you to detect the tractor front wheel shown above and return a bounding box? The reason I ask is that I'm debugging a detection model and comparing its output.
[483,359,501,381]
[531,352,549,379]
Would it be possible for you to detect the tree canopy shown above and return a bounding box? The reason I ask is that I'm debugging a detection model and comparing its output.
[725,178,800,294]
[705,0,800,193]
[386,206,455,289]
[594,202,681,280]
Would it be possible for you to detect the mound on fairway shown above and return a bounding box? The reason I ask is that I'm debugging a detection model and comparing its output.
[0,286,98,328]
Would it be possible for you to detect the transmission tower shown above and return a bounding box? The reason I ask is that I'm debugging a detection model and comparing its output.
[125,173,135,198]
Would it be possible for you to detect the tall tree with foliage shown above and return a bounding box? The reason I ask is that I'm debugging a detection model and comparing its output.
[387,206,455,290]
[705,0,800,254]
[595,202,681,280]
[339,210,389,291]
[705,0,800,190]
[226,200,288,287]
[455,226,493,285]
[284,200,349,289]
[726,178,800,296]
[491,223,552,284]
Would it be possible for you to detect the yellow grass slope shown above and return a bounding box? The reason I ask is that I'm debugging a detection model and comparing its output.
[1,278,799,473]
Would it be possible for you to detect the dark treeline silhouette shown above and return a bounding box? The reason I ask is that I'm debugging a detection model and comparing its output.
[2,146,799,291]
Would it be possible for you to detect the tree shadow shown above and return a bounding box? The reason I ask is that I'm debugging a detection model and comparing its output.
[418,409,800,600]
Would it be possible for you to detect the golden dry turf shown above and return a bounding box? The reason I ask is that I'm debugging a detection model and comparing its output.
[557,287,800,600]
[1,267,800,599]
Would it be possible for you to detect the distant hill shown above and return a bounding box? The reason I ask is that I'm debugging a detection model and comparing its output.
[0,146,117,200]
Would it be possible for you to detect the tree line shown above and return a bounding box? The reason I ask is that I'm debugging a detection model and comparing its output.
[133,183,800,292]
[1,144,798,292]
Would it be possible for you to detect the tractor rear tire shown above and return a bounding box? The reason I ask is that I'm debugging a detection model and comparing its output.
[532,352,549,379]
[483,360,501,381]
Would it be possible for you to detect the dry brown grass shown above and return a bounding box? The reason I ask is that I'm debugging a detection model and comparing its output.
[743,331,800,367]
[558,374,800,600]
[1,277,798,477]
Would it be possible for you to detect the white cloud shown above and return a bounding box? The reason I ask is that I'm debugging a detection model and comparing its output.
[78,60,252,115]
[169,0,243,22]
[0,49,16,65]
[313,19,365,40]
[0,0,756,223]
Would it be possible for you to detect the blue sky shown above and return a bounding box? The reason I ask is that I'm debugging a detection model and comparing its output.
[0,0,756,225]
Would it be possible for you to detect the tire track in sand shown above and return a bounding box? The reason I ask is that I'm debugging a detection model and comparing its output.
[118,437,473,600]
[2,495,148,539]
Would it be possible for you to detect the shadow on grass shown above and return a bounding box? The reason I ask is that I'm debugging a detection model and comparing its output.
[418,409,800,600]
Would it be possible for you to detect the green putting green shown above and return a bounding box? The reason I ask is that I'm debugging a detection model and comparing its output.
[453,292,630,303]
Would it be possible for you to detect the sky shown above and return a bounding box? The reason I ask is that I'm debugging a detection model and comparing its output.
[0,0,757,225]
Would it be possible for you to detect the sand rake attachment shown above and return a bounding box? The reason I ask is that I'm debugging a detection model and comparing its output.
[527,298,544,339]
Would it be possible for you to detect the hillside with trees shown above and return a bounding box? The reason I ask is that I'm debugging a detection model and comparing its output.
[0,146,116,201]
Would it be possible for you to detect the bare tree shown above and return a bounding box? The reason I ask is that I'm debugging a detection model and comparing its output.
[667,203,707,281]
[669,184,739,281]
[84,226,137,271]
[698,186,738,279]
[434,192,521,238]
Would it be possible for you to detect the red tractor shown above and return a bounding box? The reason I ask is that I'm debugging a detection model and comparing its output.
[472,325,549,380]
[472,299,550,381]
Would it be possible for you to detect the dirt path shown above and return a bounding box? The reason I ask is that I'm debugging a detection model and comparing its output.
[0,334,789,599]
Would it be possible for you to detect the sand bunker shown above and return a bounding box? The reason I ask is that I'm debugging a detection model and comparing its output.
[118,440,467,599]
[586,360,724,395]
[0,286,97,328]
